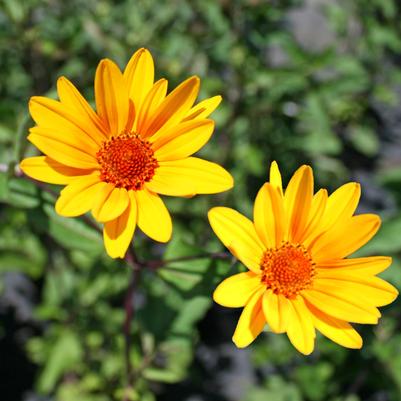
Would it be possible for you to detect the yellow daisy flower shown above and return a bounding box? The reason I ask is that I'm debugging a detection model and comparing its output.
[20,48,233,258]
[208,162,398,355]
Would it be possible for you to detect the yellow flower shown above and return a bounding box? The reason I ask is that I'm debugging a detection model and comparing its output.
[20,48,233,258]
[208,162,398,355]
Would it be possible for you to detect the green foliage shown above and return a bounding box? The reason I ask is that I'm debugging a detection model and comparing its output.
[1,0,401,400]
[245,376,303,401]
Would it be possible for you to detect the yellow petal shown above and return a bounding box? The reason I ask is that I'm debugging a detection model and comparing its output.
[29,96,103,147]
[123,48,154,117]
[151,119,212,148]
[284,165,314,243]
[146,157,233,196]
[92,185,129,223]
[141,76,200,137]
[269,161,283,195]
[302,288,380,324]
[213,272,263,307]
[136,79,168,134]
[317,256,392,275]
[135,189,172,242]
[153,119,214,161]
[262,290,290,333]
[55,173,106,217]
[286,297,315,355]
[29,122,98,156]
[95,59,130,135]
[314,273,398,307]
[311,214,381,262]
[208,207,265,273]
[320,183,361,231]
[125,99,136,133]
[182,95,222,122]
[232,288,266,348]
[253,183,285,249]
[57,76,108,139]
[92,183,113,219]
[28,129,99,169]
[307,302,362,349]
[104,191,137,258]
[301,189,328,245]
[20,156,92,185]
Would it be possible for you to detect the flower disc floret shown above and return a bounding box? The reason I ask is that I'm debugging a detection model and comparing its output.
[96,133,158,191]
[260,242,316,298]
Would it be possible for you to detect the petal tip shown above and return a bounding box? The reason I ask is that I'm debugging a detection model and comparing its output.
[189,75,201,86]
[19,158,27,170]
[232,335,248,349]
[98,58,107,68]
[270,160,279,169]
[28,97,39,109]
[218,173,234,193]
[136,47,151,56]
[105,245,127,259]
[54,198,65,216]
[106,250,125,259]
[208,207,223,221]
[212,289,221,305]
[97,58,116,71]
[299,347,314,356]
[157,230,172,243]
[57,76,67,84]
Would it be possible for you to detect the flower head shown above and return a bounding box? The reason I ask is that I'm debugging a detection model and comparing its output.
[208,162,398,354]
[20,48,233,258]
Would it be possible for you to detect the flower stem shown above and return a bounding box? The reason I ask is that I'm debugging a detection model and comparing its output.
[123,246,141,400]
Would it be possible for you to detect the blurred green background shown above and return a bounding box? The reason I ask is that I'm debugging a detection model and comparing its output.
[1,0,401,400]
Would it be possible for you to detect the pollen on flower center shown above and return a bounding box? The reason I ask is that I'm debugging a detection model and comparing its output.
[96,133,158,191]
[260,242,316,298]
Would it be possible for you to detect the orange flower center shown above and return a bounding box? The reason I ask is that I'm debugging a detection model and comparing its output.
[260,242,315,298]
[96,133,158,191]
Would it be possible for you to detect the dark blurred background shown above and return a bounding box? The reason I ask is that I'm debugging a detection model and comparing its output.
[1,0,401,400]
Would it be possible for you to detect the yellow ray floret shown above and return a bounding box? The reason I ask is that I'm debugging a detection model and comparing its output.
[208,162,398,355]
[20,48,233,258]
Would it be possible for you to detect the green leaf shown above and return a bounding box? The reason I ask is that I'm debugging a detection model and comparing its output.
[143,337,193,383]
[158,229,212,291]
[0,252,43,277]
[245,375,302,401]
[43,203,103,253]
[6,177,40,208]
[57,382,109,401]
[348,125,379,156]
[37,330,83,393]
[0,123,13,143]
[0,221,46,278]
[0,172,9,200]
[170,296,211,336]
[295,362,333,401]
[299,94,341,155]
[372,334,401,391]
